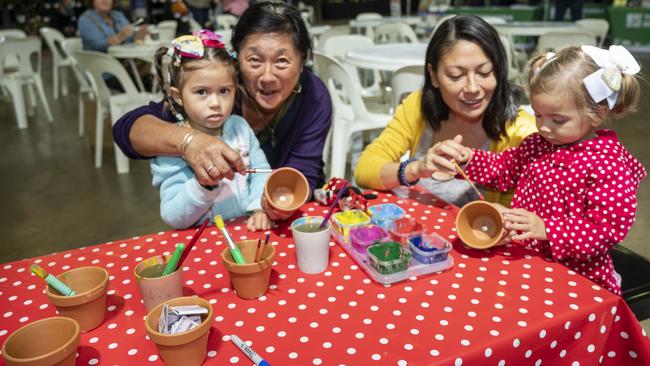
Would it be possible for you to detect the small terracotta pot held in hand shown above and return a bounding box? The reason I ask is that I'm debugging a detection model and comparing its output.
[455,201,506,249]
[2,316,80,366]
[263,167,309,213]
[144,296,214,366]
[45,266,109,332]
[222,240,276,299]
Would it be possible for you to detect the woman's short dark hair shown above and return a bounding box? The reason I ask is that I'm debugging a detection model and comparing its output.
[421,15,517,140]
[231,2,312,63]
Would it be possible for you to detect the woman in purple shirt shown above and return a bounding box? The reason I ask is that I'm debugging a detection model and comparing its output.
[112,2,332,220]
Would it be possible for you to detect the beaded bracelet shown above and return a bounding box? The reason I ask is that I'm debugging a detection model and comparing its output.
[398,158,419,187]
[179,130,200,156]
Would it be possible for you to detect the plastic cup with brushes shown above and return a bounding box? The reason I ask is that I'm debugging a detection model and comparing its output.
[218,215,276,299]
[291,216,332,274]
[134,243,186,312]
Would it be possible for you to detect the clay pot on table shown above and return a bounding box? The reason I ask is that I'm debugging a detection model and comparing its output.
[455,201,506,249]
[1,316,80,366]
[45,266,109,332]
[144,296,213,366]
[221,239,276,299]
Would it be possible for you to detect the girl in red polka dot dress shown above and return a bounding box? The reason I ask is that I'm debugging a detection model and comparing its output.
[429,45,646,294]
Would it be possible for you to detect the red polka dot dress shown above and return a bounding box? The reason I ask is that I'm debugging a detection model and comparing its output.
[465,130,646,294]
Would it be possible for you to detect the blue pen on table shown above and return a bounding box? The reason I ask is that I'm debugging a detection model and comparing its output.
[231,334,270,366]
[30,264,76,296]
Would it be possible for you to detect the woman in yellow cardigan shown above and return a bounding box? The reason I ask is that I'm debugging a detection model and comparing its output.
[354,15,536,207]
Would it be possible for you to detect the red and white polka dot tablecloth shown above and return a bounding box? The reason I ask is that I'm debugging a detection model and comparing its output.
[1,190,649,365]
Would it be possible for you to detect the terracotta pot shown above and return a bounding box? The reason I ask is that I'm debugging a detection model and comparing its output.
[455,201,506,249]
[263,167,309,213]
[144,296,213,366]
[134,254,183,312]
[45,267,109,332]
[221,240,276,299]
[2,317,80,366]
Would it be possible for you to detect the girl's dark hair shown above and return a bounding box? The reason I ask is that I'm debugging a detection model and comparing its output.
[421,15,517,140]
[231,2,312,63]
[153,45,237,119]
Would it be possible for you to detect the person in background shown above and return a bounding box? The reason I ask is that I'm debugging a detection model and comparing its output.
[354,15,537,207]
[77,0,148,53]
[554,0,585,21]
[112,3,332,221]
[430,45,644,294]
[219,0,249,17]
[186,0,214,29]
[55,0,78,37]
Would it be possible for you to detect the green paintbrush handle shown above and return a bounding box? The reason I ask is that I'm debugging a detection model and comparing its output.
[162,244,185,276]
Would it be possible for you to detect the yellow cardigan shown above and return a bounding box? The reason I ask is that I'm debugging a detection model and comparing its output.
[354,90,537,206]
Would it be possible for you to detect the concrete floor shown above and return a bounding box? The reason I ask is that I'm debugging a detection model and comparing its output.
[1,51,649,329]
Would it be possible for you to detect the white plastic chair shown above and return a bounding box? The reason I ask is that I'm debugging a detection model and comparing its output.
[356,12,382,21]
[374,22,418,44]
[75,50,157,173]
[188,16,202,33]
[391,65,423,109]
[313,52,391,179]
[216,14,238,31]
[321,34,382,99]
[576,19,609,47]
[354,12,383,39]
[536,31,596,53]
[0,29,26,71]
[298,2,315,25]
[40,27,80,99]
[155,20,178,42]
[62,37,95,136]
[316,26,351,53]
[0,36,53,129]
[0,29,26,39]
[432,14,456,35]
[498,35,526,83]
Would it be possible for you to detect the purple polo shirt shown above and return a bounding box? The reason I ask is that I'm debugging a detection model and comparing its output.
[112,69,332,191]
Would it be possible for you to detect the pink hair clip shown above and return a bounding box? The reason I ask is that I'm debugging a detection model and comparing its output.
[170,29,226,59]
[192,29,226,49]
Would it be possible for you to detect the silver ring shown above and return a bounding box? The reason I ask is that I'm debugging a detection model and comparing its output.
[206,164,215,173]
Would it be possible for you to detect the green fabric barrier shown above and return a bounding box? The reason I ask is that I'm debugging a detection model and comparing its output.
[447,5,543,22]
[608,7,650,50]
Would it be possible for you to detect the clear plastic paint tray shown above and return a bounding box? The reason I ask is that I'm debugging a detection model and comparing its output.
[333,228,454,286]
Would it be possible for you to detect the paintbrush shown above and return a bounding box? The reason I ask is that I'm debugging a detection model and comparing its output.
[253,238,262,264]
[451,160,484,200]
[176,218,210,270]
[214,215,246,264]
[255,232,271,262]
[162,243,184,276]
[30,264,76,296]
[245,168,273,174]
[320,183,348,229]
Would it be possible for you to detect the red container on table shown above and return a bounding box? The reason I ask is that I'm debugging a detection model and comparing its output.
[389,216,423,245]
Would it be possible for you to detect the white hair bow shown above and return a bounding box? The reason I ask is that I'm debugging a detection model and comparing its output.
[581,45,641,110]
